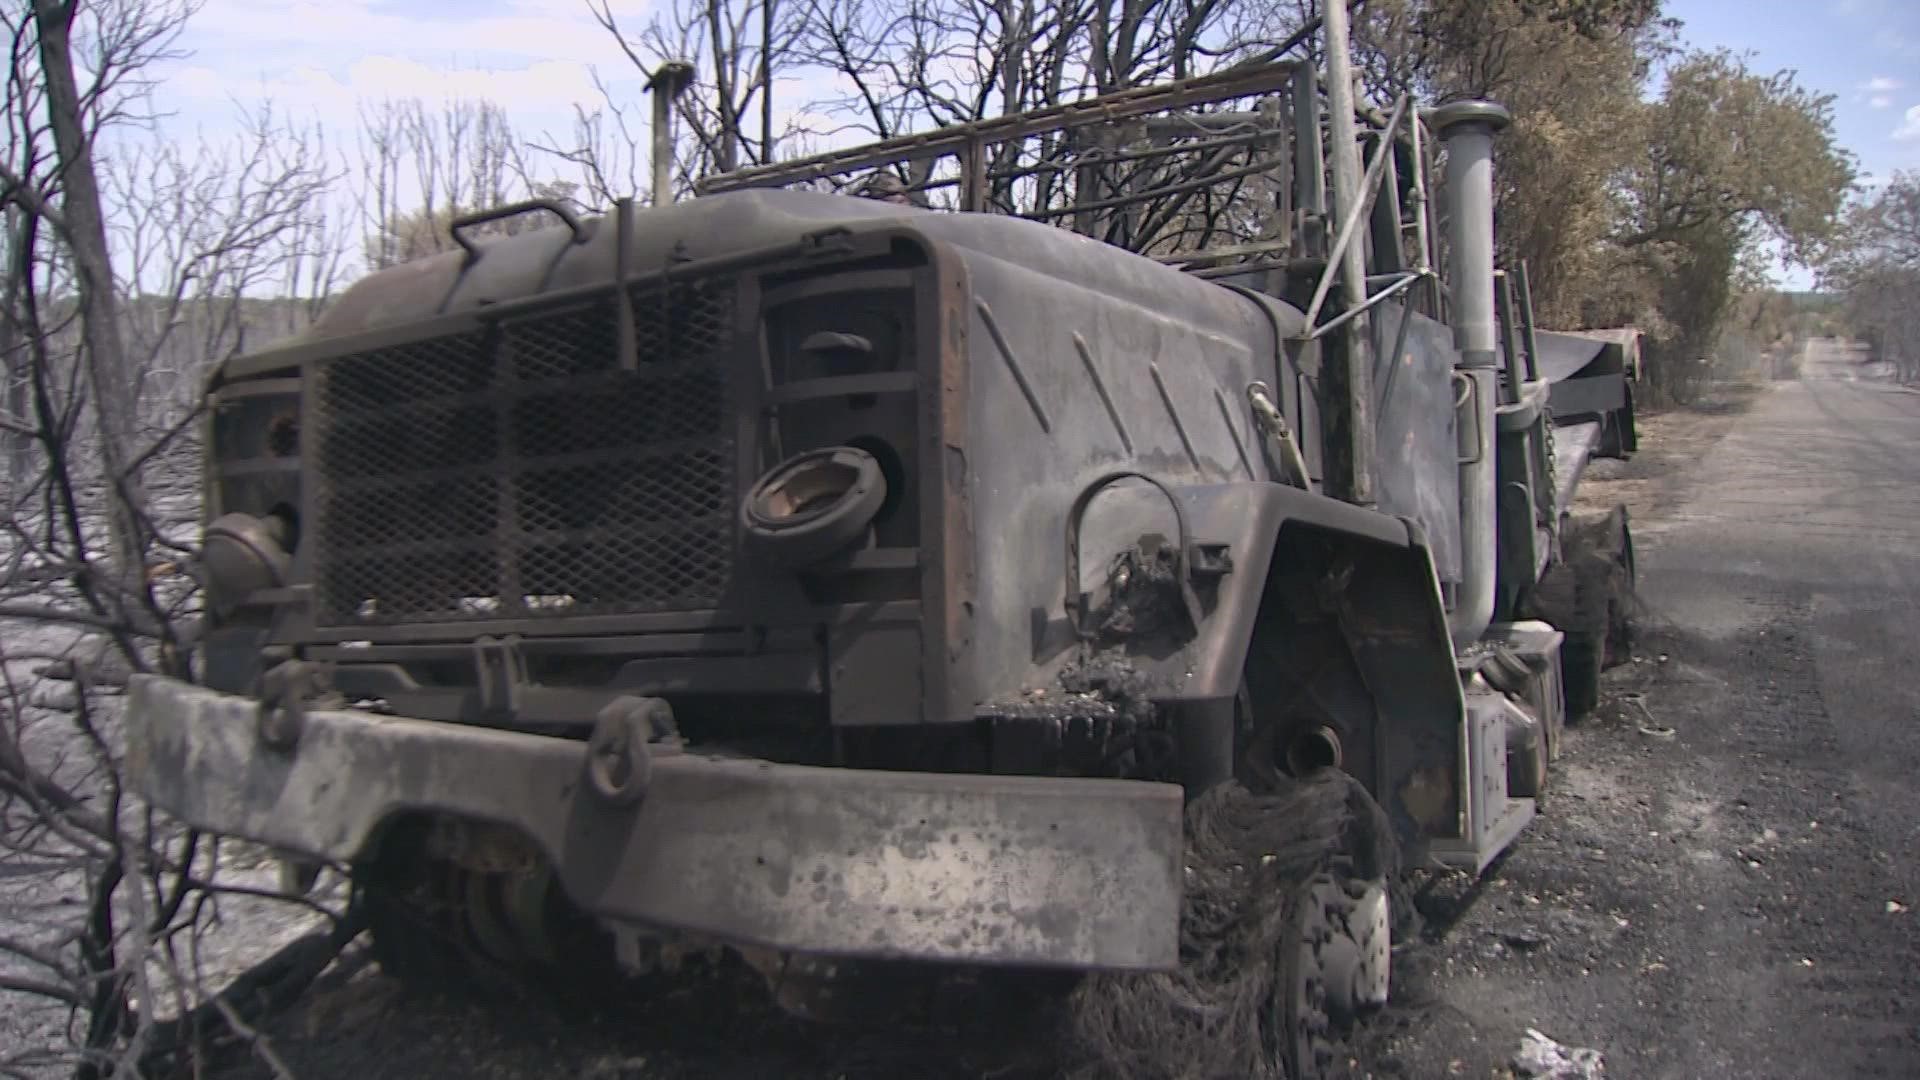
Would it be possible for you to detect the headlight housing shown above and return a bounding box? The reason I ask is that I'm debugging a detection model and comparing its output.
[200,511,293,617]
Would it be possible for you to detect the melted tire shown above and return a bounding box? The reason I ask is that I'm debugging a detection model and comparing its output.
[1281,869,1391,1079]
[1064,772,1394,1080]
[1529,564,1603,722]
[1528,508,1634,722]
[357,825,622,1005]
[359,863,470,992]
[1561,628,1603,722]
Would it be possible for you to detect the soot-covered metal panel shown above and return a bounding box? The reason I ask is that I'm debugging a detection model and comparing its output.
[1371,301,1463,586]
[933,237,1301,707]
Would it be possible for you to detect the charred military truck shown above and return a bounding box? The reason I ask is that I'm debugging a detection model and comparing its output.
[126,9,1635,1075]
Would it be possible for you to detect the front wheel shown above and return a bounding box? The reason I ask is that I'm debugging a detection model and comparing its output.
[1068,771,1395,1080]
[1278,856,1393,1077]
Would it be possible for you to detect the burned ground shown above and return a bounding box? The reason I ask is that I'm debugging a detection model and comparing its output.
[1365,351,1920,1078]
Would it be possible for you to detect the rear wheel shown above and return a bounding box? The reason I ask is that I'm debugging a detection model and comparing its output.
[1530,507,1636,722]
[1606,515,1637,663]
[1561,625,1605,722]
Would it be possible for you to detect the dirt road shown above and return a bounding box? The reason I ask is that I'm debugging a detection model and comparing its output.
[1367,342,1920,1077]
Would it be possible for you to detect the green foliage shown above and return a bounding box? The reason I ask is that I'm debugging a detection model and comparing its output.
[1607,49,1851,393]
[1619,49,1855,264]
[1823,172,1920,378]
[1361,1,1853,398]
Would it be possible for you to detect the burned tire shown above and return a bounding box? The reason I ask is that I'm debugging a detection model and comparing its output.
[1277,828,1393,1078]
[1606,515,1637,663]
[356,819,619,1000]
[1528,507,1635,723]
[1597,386,1637,458]
[1067,772,1395,1080]
[1560,627,1603,722]
[357,829,469,990]
[1529,561,1604,722]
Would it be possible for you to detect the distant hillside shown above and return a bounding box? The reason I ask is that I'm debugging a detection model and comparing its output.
[1778,291,1842,312]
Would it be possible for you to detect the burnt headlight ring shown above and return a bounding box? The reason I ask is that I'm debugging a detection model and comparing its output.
[200,511,292,617]
[741,446,887,568]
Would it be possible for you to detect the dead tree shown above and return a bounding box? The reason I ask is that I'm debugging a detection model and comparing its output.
[590,0,803,187]
[771,0,1302,252]
[0,4,358,1077]
[28,0,153,583]
[523,68,651,210]
[108,103,345,438]
[358,97,539,271]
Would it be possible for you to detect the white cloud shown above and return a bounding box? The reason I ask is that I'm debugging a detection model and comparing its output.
[161,0,662,124]
[1857,76,1903,108]
[1884,30,1920,59]
[177,56,608,115]
[1896,104,1920,141]
[180,0,652,67]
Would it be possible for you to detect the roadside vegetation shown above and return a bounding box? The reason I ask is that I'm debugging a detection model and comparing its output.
[1823,173,1920,382]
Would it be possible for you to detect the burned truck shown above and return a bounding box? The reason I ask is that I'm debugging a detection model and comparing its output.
[126,14,1636,1078]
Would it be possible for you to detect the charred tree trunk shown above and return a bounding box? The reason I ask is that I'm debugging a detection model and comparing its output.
[1,205,31,497]
[33,0,150,577]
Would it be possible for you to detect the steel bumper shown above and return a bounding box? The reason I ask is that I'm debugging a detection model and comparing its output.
[124,675,1183,971]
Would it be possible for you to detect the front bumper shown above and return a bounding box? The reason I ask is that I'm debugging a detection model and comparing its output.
[124,675,1183,971]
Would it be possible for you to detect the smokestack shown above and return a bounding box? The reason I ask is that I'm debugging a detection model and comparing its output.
[1431,101,1511,360]
[647,60,696,207]
[1431,100,1511,650]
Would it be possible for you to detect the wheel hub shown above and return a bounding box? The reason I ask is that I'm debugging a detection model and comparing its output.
[1287,874,1391,1076]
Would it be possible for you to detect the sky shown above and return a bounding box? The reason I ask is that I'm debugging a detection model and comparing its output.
[141,0,1920,287]
[152,0,658,151]
[1663,0,1920,191]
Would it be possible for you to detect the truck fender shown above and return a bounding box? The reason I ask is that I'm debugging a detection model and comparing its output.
[1062,478,1467,851]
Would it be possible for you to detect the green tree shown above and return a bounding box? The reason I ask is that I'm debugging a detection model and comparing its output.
[1613,49,1853,397]
[1825,172,1920,380]
[1357,10,1851,399]
[1353,0,1672,328]
[1617,50,1853,261]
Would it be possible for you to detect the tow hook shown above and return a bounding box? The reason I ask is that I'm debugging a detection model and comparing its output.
[586,696,681,807]
[256,659,332,752]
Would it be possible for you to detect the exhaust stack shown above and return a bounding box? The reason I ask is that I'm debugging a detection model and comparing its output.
[647,60,696,207]
[1431,100,1511,650]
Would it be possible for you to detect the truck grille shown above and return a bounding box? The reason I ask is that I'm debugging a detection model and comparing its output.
[310,280,737,627]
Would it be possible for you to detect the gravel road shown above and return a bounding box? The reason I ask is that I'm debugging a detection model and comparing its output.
[108,342,1920,1079]
[1367,341,1920,1077]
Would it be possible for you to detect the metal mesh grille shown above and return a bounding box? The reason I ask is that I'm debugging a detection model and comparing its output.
[311,279,736,627]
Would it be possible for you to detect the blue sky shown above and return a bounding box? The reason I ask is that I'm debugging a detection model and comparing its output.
[141,0,1919,286]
